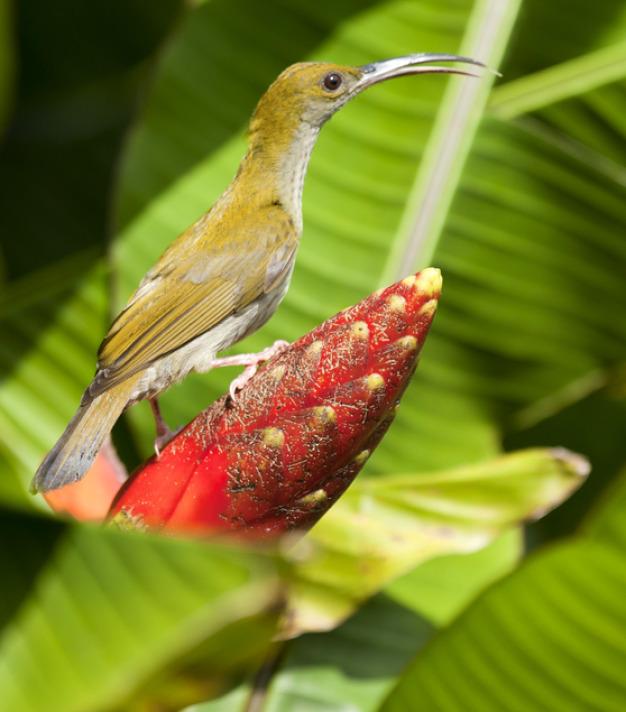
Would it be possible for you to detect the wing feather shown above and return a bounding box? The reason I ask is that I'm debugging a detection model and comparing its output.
[93,222,297,396]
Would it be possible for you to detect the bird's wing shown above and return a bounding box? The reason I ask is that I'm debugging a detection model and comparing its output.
[92,224,296,396]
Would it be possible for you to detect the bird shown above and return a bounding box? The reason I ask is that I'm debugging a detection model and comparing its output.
[32,53,485,493]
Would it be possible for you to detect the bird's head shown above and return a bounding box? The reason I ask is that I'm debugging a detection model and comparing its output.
[249,54,487,136]
[241,54,489,229]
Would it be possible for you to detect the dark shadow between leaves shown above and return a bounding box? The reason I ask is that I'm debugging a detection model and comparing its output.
[0,507,64,631]
[281,593,434,680]
[506,389,626,547]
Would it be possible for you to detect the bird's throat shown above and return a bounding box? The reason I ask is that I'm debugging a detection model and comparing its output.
[237,121,320,233]
[275,123,319,231]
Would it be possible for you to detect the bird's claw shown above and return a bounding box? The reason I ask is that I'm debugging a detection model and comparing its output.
[228,364,258,401]
[153,425,182,457]
[226,339,290,403]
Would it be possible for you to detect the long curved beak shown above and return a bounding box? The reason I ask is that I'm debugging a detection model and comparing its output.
[355,53,490,90]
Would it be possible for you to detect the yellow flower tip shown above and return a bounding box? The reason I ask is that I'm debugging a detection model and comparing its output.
[396,335,417,351]
[386,294,406,312]
[269,364,286,381]
[401,274,417,287]
[418,298,438,318]
[111,508,147,532]
[297,488,328,506]
[366,372,385,391]
[351,321,369,338]
[312,405,337,424]
[414,268,442,298]
[262,427,285,448]
[354,449,370,465]
[307,339,324,355]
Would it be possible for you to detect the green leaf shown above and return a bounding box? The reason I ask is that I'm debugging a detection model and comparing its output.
[386,530,520,625]
[381,469,626,712]
[285,448,587,636]
[490,41,626,119]
[380,0,521,277]
[0,512,282,712]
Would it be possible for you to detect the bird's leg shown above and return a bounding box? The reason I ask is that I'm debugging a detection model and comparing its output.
[209,340,290,400]
[149,398,176,456]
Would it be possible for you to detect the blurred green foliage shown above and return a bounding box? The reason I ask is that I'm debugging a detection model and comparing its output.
[0,1,625,710]
[383,468,626,711]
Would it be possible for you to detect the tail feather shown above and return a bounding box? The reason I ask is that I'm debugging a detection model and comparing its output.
[31,379,137,493]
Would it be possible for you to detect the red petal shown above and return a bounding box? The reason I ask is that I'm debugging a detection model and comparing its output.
[44,439,127,521]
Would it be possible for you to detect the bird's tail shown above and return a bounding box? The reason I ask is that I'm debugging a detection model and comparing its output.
[31,378,138,493]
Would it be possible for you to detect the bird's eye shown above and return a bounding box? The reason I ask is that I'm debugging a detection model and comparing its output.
[322,72,343,92]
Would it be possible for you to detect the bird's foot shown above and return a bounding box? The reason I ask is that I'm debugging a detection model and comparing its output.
[149,398,178,456]
[209,340,290,401]
[154,428,181,457]
[228,365,258,401]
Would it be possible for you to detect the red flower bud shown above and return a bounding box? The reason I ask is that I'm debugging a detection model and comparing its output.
[109,269,442,538]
